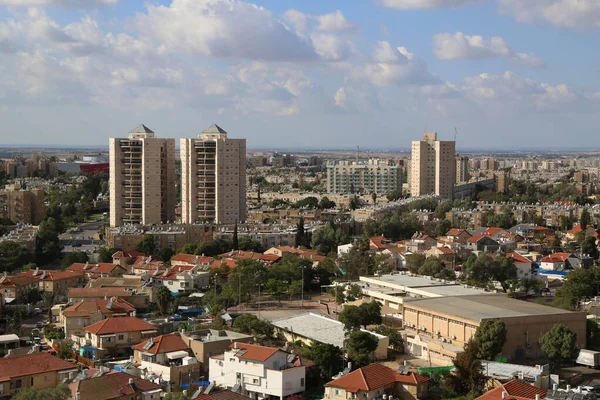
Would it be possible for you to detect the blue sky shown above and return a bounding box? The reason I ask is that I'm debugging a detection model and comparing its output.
[0,0,599,150]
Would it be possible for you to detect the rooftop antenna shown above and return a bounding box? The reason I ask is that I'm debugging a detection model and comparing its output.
[356,145,359,162]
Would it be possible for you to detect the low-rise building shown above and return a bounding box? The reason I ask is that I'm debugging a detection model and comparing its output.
[66,262,128,280]
[324,363,429,400]
[68,370,163,400]
[68,287,150,309]
[0,352,78,397]
[61,298,136,337]
[18,269,84,296]
[105,224,214,252]
[133,333,201,391]
[77,316,158,360]
[0,274,36,302]
[150,265,211,294]
[476,379,546,400]
[507,252,533,279]
[181,329,254,367]
[209,342,306,400]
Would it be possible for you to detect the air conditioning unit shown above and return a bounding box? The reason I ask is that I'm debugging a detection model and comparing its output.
[441,338,446,343]
[451,335,456,340]
[435,331,440,335]
[447,339,452,344]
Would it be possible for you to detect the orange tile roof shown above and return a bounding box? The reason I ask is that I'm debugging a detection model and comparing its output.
[171,253,215,265]
[0,275,36,288]
[507,252,532,264]
[63,298,136,317]
[18,269,83,282]
[229,342,281,362]
[195,389,252,400]
[326,364,429,393]
[0,352,76,382]
[568,224,584,234]
[467,235,486,243]
[210,259,238,270]
[481,227,504,237]
[541,253,574,263]
[477,380,546,400]
[112,250,147,259]
[133,333,189,355]
[85,317,156,335]
[69,287,133,299]
[217,250,280,265]
[67,263,126,274]
[69,371,161,399]
[446,229,470,237]
[370,236,388,250]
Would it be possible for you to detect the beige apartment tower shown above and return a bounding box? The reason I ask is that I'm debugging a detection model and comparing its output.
[410,132,456,198]
[109,125,176,227]
[456,155,469,183]
[180,124,246,225]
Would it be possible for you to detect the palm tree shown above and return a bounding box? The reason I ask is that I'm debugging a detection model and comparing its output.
[42,291,55,321]
[156,285,172,317]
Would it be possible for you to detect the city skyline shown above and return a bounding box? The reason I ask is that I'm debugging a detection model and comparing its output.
[0,0,599,149]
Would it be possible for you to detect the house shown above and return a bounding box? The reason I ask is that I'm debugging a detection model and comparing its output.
[171,253,214,269]
[216,250,280,267]
[264,246,325,266]
[406,233,438,254]
[539,253,577,271]
[76,316,158,360]
[181,329,254,367]
[0,274,36,301]
[369,236,392,250]
[506,252,533,279]
[17,268,84,296]
[467,235,501,252]
[0,352,78,397]
[209,342,306,400]
[445,228,472,244]
[60,297,136,336]
[133,333,201,391]
[132,256,168,276]
[68,287,150,309]
[66,262,128,280]
[150,265,211,294]
[194,389,252,400]
[474,227,508,240]
[112,250,148,269]
[424,246,455,262]
[566,224,596,241]
[324,363,429,400]
[476,379,546,400]
[68,370,163,400]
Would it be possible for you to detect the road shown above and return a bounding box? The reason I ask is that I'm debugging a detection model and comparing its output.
[59,219,105,257]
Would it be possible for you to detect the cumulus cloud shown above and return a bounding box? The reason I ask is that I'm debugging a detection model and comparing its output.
[314,10,357,32]
[499,0,600,29]
[137,0,316,61]
[377,0,476,10]
[0,0,118,5]
[282,9,309,33]
[311,33,354,61]
[433,32,545,68]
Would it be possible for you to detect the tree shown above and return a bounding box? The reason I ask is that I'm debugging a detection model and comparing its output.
[156,285,172,316]
[135,234,156,255]
[346,330,378,368]
[581,236,599,259]
[474,320,506,360]
[434,219,452,237]
[587,319,600,348]
[60,251,89,270]
[0,241,33,273]
[35,217,62,265]
[233,222,239,250]
[57,340,74,360]
[318,196,336,210]
[405,254,425,274]
[374,325,403,351]
[164,392,191,400]
[12,385,71,400]
[349,196,359,210]
[359,301,382,328]
[42,291,55,320]
[238,237,266,253]
[519,278,544,294]
[371,193,377,207]
[97,247,121,263]
[233,314,272,337]
[338,305,363,331]
[553,266,600,310]
[304,343,345,380]
[445,339,486,396]
[581,209,591,230]
[312,225,346,255]
[159,248,175,262]
[386,189,404,202]
[295,216,307,248]
[539,324,578,369]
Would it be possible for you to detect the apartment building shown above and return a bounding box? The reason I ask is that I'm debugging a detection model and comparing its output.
[456,155,469,184]
[0,187,45,225]
[181,329,253,367]
[18,269,84,296]
[180,124,246,225]
[410,133,456,198]
[105,223,215,252]
[109,124,176,227]
[60,298,136,337]
[326,159,402,194]
[209,342,306,400]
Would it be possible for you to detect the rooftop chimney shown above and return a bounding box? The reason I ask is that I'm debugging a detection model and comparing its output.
[501,392,507,400]
[536,395,540,400]
[129,378,134,385]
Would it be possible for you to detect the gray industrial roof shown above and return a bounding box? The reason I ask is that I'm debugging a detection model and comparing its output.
[361,274,488,297]
[403,295,576,322]
[203,124,227,134]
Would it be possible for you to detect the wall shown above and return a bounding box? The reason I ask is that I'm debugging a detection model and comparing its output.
[182,334,254,368]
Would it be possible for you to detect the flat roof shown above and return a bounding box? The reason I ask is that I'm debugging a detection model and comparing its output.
[480,360,547,380]
[403,295,578,322]
[360,274,489,297]
[0,334,19,344]
[271,313,382,348]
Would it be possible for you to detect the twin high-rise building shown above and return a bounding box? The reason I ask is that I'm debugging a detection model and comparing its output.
[109,124,246,227]
[410,132,456,198]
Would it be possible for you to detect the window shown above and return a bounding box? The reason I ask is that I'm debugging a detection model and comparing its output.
[335,390,341,396]
[301,378,305,387]
[118,335,124,340]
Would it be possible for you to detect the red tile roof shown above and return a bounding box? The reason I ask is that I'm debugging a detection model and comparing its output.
[229,342,281,362]
[217,250,280,265]
[210,259,238,270]
[506,252,532,264]
[0,275,36,288]
[133,333,190,355]
[67,263,126,275]
[467,235,486,243]
[477,380,546,400]
[18,269,83,281]
[567,224,584,234]
[63,298,136,317]
[85,316,156,335]
[481,227,504,237]
[0,353,77,382]
[370,236,389,250]
[326,364,429,393]
[541,253,574,263]
[446,229,470,237]
[195,389,252,400]
[112,250,147,259]
[171,253,215,265]
[69,371,161,399]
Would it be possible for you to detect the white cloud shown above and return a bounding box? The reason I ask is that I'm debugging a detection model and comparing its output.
[433,32,545,68]
[377,0,476,10]
[499,0,600,29]
[311,33,354,61]
[137,0,316,61]
[314,10,357,32]
[282,9,308,33]
[0,0,118,5]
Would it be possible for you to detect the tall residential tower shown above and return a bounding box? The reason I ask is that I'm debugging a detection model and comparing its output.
[109,125,176,227]
[180,124,246,225]
[410,132,456,198]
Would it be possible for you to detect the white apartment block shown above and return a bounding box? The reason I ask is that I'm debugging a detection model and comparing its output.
[326,159,402,194]
[181,124,246,225]
[410,132,456,198]
[209,342,305,400]
[109,125,175,227]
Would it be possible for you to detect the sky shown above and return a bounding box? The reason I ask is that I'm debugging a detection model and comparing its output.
[0,0,599,150]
